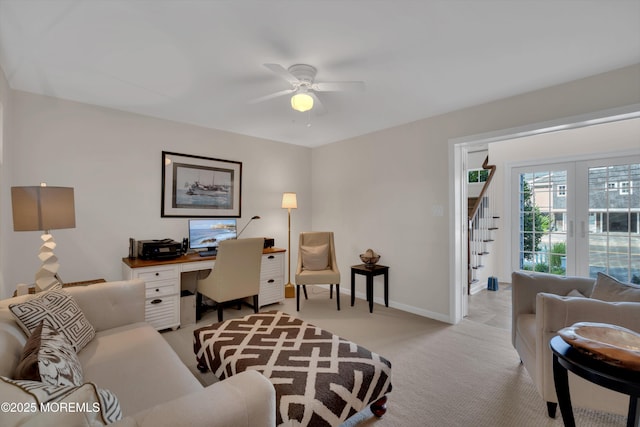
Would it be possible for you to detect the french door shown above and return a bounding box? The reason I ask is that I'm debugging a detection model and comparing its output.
[512,155,640,282]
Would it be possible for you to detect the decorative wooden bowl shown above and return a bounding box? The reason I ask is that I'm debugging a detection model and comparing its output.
[558,322,640,371]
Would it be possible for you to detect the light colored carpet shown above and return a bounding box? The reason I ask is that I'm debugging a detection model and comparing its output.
[162,285,627,427]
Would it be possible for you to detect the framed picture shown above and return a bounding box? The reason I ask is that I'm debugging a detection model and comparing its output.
[161,151,242,218]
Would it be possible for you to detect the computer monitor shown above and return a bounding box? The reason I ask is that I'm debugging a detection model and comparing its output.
[188,218,237,251]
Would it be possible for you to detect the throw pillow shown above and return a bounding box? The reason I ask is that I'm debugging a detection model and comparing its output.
[566,289,586,298]
[0,376,122,425]
[301,244,329,271]
[9,288,96,353]
[14,320,83,387]
[591,272,640,302]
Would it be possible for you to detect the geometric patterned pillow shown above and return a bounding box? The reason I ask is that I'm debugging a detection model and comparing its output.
[14,320,84,387]
[9,289,95,352]
[0,377,123,425]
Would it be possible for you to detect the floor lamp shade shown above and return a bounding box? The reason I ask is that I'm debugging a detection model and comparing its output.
[11,186,76,292]
[281,192,297,209]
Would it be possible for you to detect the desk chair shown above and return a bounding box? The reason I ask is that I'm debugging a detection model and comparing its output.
[196,237,263,322]
[295,232,340,311]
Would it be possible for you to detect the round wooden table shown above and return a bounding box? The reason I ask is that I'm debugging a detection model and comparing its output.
[550,335,640,427]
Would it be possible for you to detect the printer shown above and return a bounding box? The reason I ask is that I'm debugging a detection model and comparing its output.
[137,239,182,260]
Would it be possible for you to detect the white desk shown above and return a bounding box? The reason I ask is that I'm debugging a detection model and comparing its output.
[122,248,286,330]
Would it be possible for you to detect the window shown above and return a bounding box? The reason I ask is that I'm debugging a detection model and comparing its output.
[467,168,489,183]
[557,184,566,197]
[512,158,640,283]
[620,181,632,195]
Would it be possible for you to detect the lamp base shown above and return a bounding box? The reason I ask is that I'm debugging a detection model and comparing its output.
[35,233,61,293]
[284,283,295,298]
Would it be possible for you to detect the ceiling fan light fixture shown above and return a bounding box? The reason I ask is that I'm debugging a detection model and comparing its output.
[291,92,313,112]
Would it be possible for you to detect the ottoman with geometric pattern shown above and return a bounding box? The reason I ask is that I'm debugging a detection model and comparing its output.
[194,311,392,427]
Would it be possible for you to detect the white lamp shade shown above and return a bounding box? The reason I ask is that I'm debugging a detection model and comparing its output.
[290,92,313,112]
[281,192,298,209]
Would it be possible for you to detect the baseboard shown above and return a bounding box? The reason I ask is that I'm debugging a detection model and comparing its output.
[469,281,486,295]
[312,284,453,324]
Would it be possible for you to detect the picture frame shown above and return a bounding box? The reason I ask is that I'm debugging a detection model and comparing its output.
[161,151,242,218]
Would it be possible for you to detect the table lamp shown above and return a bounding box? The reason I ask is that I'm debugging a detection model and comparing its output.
[282,192,297,298]
[11,184,76,292]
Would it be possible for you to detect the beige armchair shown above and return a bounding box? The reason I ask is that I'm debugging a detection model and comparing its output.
[511,271,640,418]
[196,237,263,322]
[295,232,340,311]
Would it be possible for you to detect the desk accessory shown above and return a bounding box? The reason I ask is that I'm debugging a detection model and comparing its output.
[237,215,260,238]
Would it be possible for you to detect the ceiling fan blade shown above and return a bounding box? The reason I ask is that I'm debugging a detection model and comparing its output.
[248,88,295,104]
[309,92,327,115]
[313,81,365,92]
[263,63,300,86]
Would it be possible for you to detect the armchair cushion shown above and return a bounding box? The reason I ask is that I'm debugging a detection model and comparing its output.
[591,272,640,302]
[301,244,329,271]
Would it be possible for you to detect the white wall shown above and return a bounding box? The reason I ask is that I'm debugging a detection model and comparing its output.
[2,64,639,321]
[489,117,640,282]
[312,64,640,322]
[0,63,11,296]
[2,90,312,298]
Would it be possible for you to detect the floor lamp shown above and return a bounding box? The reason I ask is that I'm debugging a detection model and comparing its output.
[11,184,76,293]
[282,192,297,298]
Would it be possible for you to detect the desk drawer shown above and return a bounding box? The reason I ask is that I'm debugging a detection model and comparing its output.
[259,276,284,307]
[262,253,284,276]
[145,295,179,330]
[145,283,176,299]
[136,266,180,282]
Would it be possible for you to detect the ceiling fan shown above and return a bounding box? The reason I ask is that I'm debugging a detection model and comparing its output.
[249,63,365,113]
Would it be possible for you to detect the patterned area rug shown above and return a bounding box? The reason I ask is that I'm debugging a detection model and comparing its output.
[193,311,392,427]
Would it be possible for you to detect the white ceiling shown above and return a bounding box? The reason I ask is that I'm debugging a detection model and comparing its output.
[1,1,639,147]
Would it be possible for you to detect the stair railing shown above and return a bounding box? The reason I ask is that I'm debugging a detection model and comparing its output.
[468,156,497,291]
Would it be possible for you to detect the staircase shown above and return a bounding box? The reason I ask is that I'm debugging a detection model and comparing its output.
[468,156,499,294]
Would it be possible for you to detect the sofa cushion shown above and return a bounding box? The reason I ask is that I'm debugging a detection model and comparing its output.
[591,272,640,302]
[0,376,122,425]
[9,289,95,352]
[14,320,83,387]
[78,322,202,415]
[301,244,329,271]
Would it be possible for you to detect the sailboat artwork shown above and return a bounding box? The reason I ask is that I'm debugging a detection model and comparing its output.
[175,165,234,209]
[162,151,242,218]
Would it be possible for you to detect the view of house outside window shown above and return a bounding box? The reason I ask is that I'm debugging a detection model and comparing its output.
[516,161,639,284]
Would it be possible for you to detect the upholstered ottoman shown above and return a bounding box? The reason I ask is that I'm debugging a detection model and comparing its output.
[194,311,392,427]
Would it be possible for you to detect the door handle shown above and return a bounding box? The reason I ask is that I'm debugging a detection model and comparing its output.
[151,299,162,304]
[568,220,574,238]
[580,221,586,238]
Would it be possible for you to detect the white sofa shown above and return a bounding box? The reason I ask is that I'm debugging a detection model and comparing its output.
[511,271,640,418]
[0,279,276,427]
